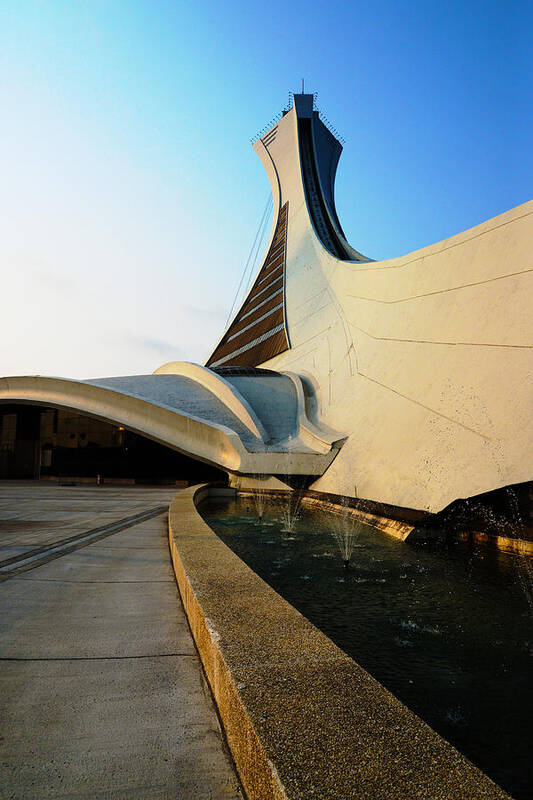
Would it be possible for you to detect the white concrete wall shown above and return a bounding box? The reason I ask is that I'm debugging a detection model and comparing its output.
[255,103,533,513]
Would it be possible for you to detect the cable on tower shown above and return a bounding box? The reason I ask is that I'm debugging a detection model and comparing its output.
[224,194,273,330]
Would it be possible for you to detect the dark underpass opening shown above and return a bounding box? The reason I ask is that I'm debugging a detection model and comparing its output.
[0,404,225,486]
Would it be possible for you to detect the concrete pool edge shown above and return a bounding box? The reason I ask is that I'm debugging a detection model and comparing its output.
[168,484,511,800]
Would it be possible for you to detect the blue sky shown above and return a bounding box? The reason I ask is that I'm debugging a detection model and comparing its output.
[1,0,531,377]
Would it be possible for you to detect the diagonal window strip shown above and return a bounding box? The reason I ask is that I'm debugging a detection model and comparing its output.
[248,273,283,303]
[210,324,285,367]
[257,262,283,287]
[241,287,283,320]
[265,243,285,264]
[227,302,284,342]
[259,251,284,278]
[265,240,285,262]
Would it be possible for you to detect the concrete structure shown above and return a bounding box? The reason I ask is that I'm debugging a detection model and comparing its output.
[1,92,532,522]
[0,368,341,479]
[208,92,533,518]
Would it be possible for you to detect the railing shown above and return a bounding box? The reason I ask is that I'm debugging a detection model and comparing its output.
[250,91,346,146]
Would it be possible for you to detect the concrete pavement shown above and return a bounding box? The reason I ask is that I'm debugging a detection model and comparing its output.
[0,483,242,799]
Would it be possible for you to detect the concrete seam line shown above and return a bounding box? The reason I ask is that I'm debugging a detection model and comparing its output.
[0,654,196,662]
[0,506,167,569]
[15,578,176,584]
[0,507,168,582]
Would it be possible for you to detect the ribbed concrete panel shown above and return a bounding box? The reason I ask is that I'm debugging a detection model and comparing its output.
[206,203,289,368]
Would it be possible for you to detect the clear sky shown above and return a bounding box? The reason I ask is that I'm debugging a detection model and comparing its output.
[1,0,531,378]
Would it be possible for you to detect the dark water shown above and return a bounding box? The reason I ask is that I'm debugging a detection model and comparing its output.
[200,496,533,800]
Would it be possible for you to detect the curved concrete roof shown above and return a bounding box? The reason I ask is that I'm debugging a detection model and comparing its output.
[0,366,343,477]
[88,374,260,447]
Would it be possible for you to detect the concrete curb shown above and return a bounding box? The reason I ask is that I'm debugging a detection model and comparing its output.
[231,485,418,541]
[459,529,533,556]
[168,484,510,800]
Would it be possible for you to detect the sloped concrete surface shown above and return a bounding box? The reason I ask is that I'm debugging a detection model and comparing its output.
[220,374,297,443]
[89,374,257,445]
[0,484,242,799]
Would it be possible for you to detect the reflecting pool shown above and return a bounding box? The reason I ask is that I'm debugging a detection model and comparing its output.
[200,495,533,800]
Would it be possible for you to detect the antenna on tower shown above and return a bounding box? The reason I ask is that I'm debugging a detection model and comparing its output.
[302,78,304,93]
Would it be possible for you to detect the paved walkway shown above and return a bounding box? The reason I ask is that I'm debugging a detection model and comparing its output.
[0,483,242,799]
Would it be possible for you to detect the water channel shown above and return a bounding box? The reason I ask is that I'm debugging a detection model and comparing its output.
[200,494,533,800]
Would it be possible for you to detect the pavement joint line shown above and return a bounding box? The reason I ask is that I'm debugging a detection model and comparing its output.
[0,506,167,569]
[77,546,168,550]
[14,577,175,584]
[0,506,168,582]
[0,653,196,661]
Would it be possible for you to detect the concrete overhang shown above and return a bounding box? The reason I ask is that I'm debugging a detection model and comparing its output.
[0,367,344,478]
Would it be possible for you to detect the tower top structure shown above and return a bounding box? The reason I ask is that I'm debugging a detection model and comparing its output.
[206,92,368,369]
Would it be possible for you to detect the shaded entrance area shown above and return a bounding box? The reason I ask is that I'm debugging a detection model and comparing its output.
[0,404,225,485]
